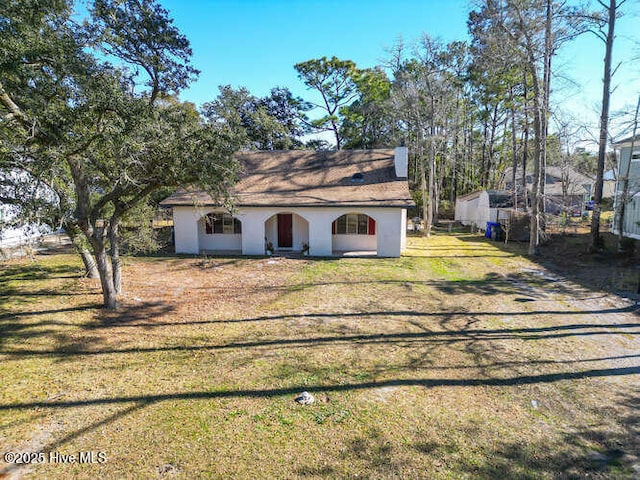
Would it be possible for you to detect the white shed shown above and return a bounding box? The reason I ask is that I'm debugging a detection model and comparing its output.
[455,190,513,230]
[454,191,481,226]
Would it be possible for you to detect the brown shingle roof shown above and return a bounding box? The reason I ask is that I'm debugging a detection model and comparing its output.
[161,149,414,208]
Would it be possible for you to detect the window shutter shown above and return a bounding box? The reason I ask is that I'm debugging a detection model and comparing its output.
[332,221,336,235]
[368,217,375,235]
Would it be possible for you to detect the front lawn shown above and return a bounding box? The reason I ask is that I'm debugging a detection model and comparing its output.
[1,233,639,478]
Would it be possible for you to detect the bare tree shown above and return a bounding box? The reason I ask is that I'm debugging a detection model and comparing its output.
[590,0,627,251]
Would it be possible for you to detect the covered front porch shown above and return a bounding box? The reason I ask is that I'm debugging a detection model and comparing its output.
[172,206,406,258]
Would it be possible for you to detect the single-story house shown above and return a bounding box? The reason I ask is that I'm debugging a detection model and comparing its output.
[161,147,414,257]
[501,165,594,214]
[603,169,617,199]
[612,134,640,239]
[454,190,513,230]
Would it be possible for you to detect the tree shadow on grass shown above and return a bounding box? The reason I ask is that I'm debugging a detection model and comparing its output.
[93,300,176,327]
[0,402,147,479]
[2,367,640,477]
[2,363,640,412]
[0,301,175,349]
[446,389,640,478]
[1,311,639,358]
[68,302,638,331]
[455,231,640,302]
[0,262,81,284]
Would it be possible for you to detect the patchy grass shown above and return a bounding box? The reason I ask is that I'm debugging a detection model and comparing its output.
[1,233,639,479]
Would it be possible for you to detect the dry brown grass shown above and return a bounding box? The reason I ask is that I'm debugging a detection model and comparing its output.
[1,232,639,479]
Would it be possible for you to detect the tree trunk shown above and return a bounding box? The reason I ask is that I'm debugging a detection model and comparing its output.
[481,111,489,187]
[66,224,99,278]
[510,89,518,210]
[426,140,435,236]
[92,238,118,309]
[332,119,341,150]
[450,94,461,205]
[80,248,99,279]
[522,74,529,211]
[485,104,499,187]
[526,57,545,256]
[109,214,123,295]
[419,135,429,238]
[590,0,617,252]
[67,156,118,309]
[540,0,553,226]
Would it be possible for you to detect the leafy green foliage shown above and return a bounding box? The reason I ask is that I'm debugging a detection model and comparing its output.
[341,67,393,149]
[89,0,199,102]
[0,0,238,307]
[202,85,310,150]
[294,56,359,149]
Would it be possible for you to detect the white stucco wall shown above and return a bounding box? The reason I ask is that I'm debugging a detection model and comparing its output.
[265,215,277,248]
[293,214,310,250]
[332,234,377,252]
[401,209,407,249]
[173,206,406,257]
[172,206,200,254]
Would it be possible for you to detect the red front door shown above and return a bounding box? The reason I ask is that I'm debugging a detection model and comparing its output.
[277,214,293,248]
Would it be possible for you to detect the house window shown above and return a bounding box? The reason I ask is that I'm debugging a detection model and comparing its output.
[332,214,375,235]
[204,214,241,234]
[632,151,640,162]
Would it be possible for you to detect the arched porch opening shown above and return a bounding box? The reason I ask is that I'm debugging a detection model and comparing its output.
[331,212,377,256]
[264,212,309,253]
[198,212,242,254]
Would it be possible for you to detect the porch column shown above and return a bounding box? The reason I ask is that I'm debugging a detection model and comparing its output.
[308,212,332,256]
[173,207,199,254]
[376,209,402,257]
[240,209,265,255]
[401,209,407,250]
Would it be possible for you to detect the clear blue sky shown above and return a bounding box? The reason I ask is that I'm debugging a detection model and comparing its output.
[102,0,640,144]
[160,0,471,102]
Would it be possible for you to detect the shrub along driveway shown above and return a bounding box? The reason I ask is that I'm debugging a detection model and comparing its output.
[1,233,639,478]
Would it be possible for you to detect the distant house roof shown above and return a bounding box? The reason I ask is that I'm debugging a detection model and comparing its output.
[161,149,414,208]
[613,134,640,147]
[501,166,593,196]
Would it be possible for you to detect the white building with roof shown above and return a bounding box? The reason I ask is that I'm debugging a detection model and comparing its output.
[161,148,413,257]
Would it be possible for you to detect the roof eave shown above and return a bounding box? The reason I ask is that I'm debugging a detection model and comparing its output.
[163,202,415,209]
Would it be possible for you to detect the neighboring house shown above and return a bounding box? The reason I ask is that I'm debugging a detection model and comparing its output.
[0,204,51,248]
[161,148,413,257]
[501,166,594,214]
[0,170,55,248]
[454,190,513,230]
[612,134,640,239]
[603,169,617,199]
